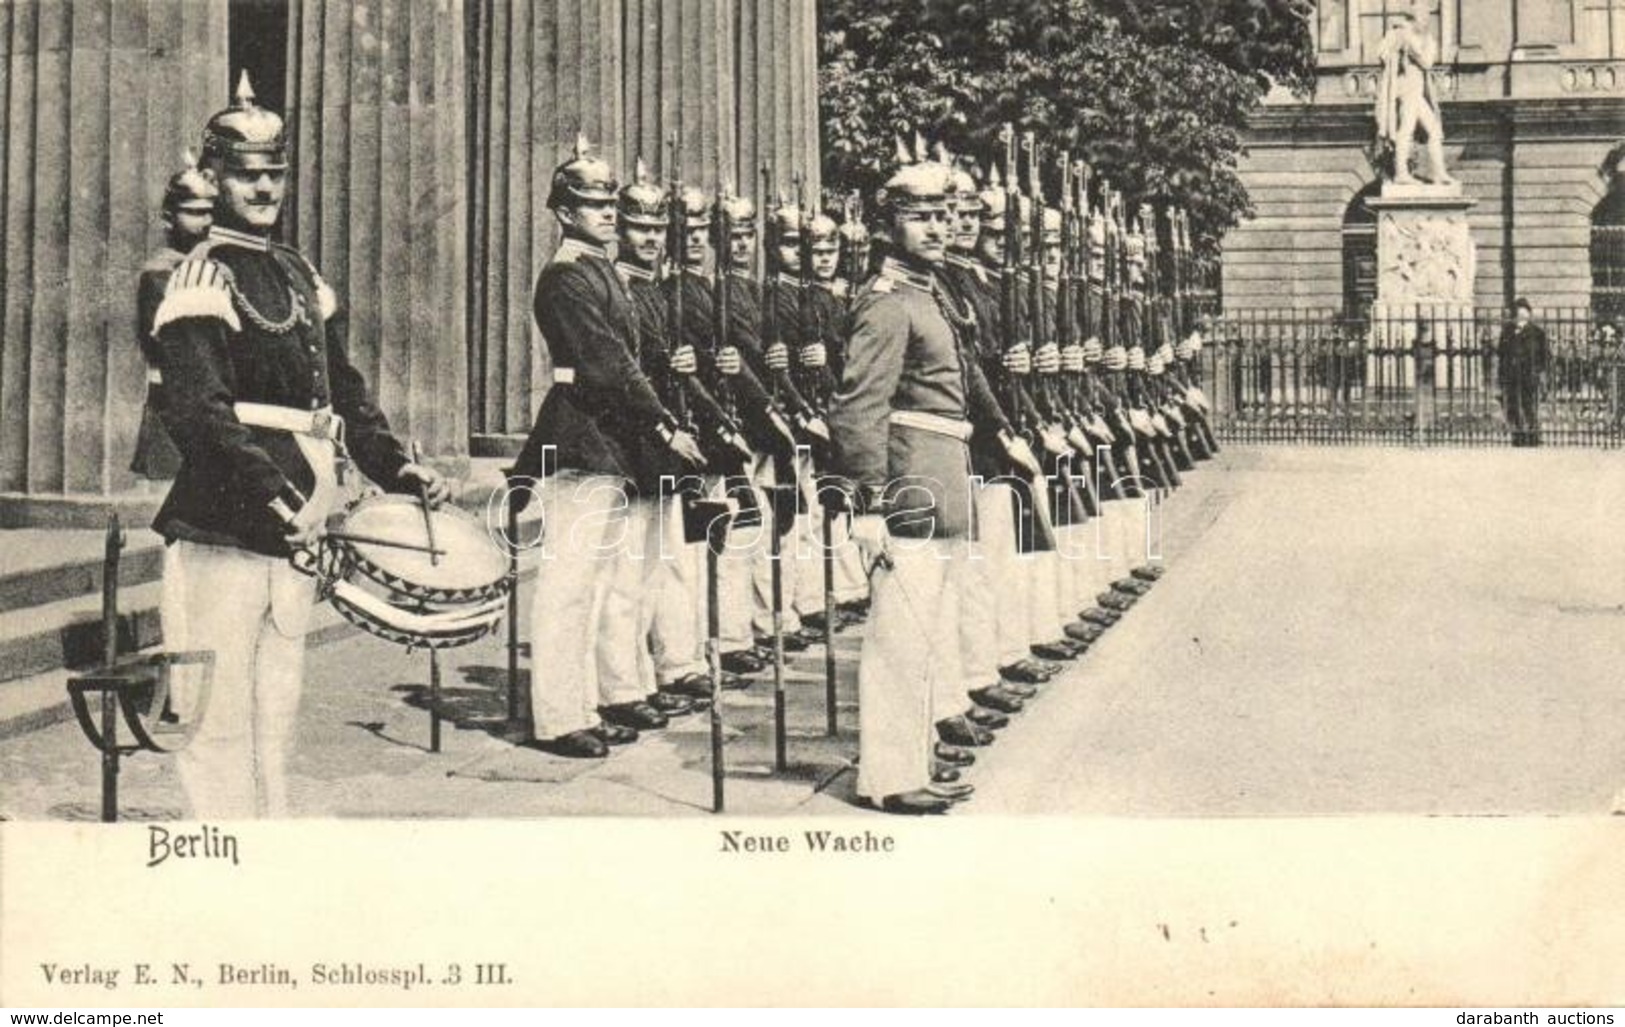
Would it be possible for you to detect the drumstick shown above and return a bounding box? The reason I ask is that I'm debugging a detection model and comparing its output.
[410,440,441,566]
[326,531,447,557]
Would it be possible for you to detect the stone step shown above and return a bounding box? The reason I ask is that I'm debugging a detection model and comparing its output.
[0,528,166,617]
[0,581,167,687]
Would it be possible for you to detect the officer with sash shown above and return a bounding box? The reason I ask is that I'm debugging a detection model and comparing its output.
[827,149,1040,815]
[150,74,448,817]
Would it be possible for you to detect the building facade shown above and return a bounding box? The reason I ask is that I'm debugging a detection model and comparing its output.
[0,0,819,518]
[1223,0,1625,317]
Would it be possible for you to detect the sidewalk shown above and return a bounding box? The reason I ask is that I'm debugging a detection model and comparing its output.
[0,451,1232,820]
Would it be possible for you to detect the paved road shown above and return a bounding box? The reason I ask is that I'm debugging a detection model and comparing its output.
[4,446,1622,819]
[967,447,1625,816]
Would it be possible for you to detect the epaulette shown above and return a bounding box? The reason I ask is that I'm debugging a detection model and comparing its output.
[869,276,896,295]
[140,247,186,275]
[151,255,241,335]
[552,237,608,266]
[272,242,340,321]
[875,257,932,294]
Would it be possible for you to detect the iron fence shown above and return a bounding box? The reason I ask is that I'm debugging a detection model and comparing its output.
[1197,307,1625,447]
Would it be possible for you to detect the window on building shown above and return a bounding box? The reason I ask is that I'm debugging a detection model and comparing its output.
[1578,0,1625,57]
[1358,0,1445,61]
[1592,172,1625,322]
[1320,0,1350,51]
[1519,0,1577,46]
[1343,183,1380,319]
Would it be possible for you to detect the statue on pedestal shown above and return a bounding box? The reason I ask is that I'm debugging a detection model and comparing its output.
[1375,4,1455,186]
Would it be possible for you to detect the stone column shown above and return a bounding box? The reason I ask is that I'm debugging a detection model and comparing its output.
[289,0,470,468]
[734,0,820,203]
[468,0,624,442]
[0,0,228,496]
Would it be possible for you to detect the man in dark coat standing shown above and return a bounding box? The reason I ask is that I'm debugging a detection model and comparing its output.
[510,136,704,758]
[1499,298,1550,447]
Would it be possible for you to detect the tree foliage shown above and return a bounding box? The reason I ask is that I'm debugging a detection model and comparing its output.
[819,0,1315,256]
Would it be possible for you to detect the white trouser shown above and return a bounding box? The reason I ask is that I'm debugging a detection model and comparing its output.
[960,485,1016,692]
[977,486,1033,667]
[648,498,708,685]
[714,471,765,652]
[529,474,661,739]
[857,539,966,801]
[1056,523,1091,616]
[168,540,316,819]
[792,465,867,615]
[746,454,803,639]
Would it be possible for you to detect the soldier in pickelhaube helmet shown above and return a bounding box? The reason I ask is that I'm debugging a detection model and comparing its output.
[132,150,217,481]
[825,142,1042,815]
[790,209,872,634]
[715,187,826,666]
[929,152,1047,736]
[510,135,705,759]
[150,73,448,818]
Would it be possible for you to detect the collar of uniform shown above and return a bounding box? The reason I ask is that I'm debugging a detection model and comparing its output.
[776,271,802,289]
[728,269,756,283]
[616,260,656,283]
[557,237,610,263]
[210,225,271,252]
[878,256,934,294]
[949,253,990,284]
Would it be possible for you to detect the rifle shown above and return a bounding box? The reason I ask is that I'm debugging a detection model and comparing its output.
[1100,185,1145,499]
[664,136,691,431]
[999,124,1057,554]
[838,191,867,312]
[1023,131,1090,531]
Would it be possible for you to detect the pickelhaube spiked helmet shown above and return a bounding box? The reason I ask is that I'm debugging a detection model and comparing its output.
[807,213,840,246]
[616,158,668,228]
[679,187,712,228]
[770,201,804,239]
[1041,206,1063,246]
[548,133,619,210]
[838,214,869,248]
[202,72,287,171]
[720,191,757,230]
[164,148,218,214]
[876,131,953,216]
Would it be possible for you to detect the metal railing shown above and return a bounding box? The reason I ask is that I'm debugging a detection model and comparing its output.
[1197,307,1625,447]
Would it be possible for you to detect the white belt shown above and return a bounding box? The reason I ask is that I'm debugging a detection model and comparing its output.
[553,367,577,384]
[234,402,345,442]
[889,410,973,441]
[146,367,163,385]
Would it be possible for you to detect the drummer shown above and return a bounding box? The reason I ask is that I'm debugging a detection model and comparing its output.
[149,74,448,818]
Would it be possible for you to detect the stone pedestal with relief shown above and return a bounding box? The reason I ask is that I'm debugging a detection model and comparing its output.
[1366,181,1480,410]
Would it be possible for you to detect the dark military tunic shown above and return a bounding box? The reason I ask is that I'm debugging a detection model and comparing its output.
[618,261,734,472]
[672,268,787,458]
[513,237,681,497]
[133,247,186,479]
[152,227,409,557]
